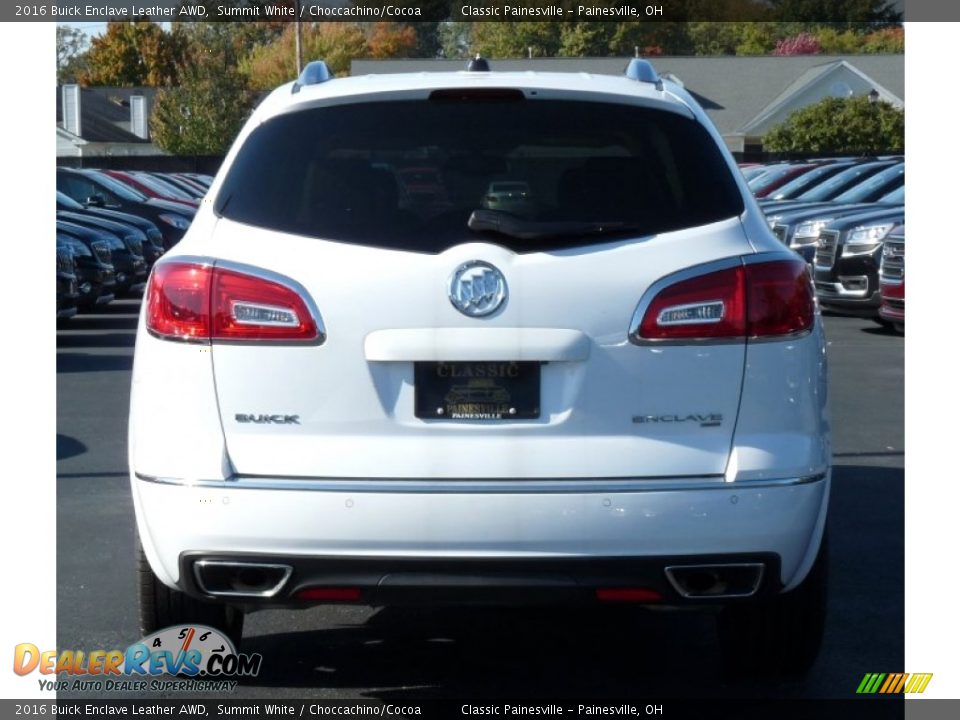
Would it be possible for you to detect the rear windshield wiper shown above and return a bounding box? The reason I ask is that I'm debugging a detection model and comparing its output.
[467,209,645,241]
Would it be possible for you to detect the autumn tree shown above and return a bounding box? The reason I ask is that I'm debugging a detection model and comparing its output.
[399,0,450,57]
[241,23,367,88]
[79,21,187,87]
[863,26,905,53]
[764,96,904,154]
[772,32,823,55]
[240,22,422,90]
[366,23,418,59]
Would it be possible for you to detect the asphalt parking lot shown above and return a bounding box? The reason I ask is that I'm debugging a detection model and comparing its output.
[56,299,904,700]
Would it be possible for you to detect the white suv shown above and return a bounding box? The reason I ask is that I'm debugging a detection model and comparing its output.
[130,59,830,676]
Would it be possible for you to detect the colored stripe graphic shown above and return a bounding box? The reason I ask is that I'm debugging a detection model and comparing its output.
[858,672,933,694]
[868,674,886,693]
[911,674,934,693]
[891,674,908,694]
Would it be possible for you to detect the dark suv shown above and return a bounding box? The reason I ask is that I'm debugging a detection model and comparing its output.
[57,192,165,267]
[56,228,116,310]
[57,168,194,250]
[56,240,79,319]
[813,208,906,318]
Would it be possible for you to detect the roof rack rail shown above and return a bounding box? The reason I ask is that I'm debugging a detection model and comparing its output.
[292,61,332,94]
[625,58,662,90]
[466,55,491,72]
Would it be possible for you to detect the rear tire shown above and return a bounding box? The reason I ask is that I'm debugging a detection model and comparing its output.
[716,530,828,678]
[136,537,244,649]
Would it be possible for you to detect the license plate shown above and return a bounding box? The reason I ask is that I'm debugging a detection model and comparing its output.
[414,361,541,420]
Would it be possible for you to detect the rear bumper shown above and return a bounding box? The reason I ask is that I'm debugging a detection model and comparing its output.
[132,472,829,603]
[178,551,782,608]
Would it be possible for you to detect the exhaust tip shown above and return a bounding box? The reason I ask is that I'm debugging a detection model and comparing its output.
[664,563,765,599]
[193,560,293,598]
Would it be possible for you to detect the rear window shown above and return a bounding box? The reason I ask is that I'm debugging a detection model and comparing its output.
[216,99,743,253]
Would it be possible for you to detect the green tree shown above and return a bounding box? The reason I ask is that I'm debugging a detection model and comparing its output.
[764,95,904,154]
[558,23,618,57]
[470,22,563,58]
[687,22,752,55]
[79,21,187,86]
[172,20,285,72]
[150,63,253,155]
[768,0,901,23]
[57,26,90,84]
[438,21,472,59]
[812,26,866,54]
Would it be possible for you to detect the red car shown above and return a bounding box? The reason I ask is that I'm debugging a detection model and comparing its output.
[748,162,820,198]
[104,170,200,209]
[878,224,905,333]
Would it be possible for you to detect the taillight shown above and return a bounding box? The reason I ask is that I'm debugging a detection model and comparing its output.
[146,261,320,342]
[146,263,211,341]
[744,259,815,338]
[634,259,814,342]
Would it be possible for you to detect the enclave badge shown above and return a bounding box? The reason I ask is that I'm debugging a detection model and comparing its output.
[633,413,723,428]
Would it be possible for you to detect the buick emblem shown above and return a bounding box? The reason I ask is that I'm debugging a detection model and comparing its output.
[448,261,507,317]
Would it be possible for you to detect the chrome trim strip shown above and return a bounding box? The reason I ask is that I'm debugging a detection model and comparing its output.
[815,280,871,299]
[663,562,765,599]
[135,471,827,494]
[193,560,293,599]
[656,300,725,326]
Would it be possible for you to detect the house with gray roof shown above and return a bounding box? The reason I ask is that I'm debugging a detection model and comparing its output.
[57,85,164,157]
[351,55,904,156]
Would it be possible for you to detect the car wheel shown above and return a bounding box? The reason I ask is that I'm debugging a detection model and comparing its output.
[716,530,828,678]
[893,322,904,334]
[136,537,244,649]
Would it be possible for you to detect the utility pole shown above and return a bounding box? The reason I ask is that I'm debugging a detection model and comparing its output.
[295,0,303,75]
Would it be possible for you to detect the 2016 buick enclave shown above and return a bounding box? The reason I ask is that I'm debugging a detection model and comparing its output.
[130,59,830,676]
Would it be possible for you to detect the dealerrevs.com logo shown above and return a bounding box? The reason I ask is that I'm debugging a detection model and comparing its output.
[14,625,262,693]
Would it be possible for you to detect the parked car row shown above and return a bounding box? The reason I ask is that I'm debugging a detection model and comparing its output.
[742,158,905,332]
[55,168,212,317]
